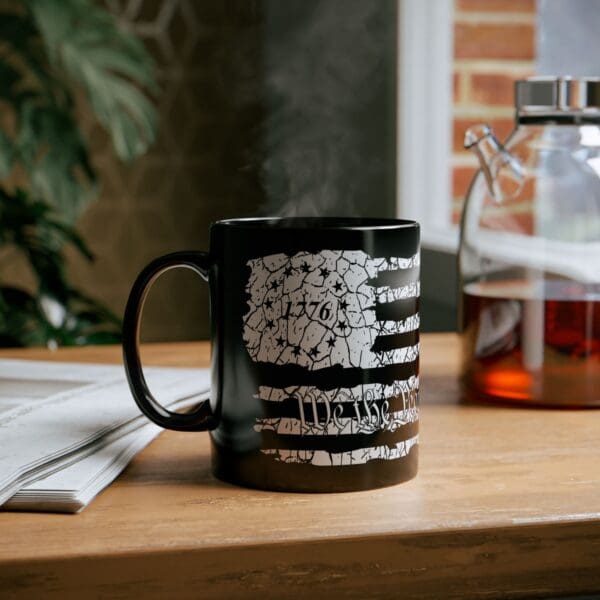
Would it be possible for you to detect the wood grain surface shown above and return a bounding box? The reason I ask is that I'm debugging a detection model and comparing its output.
[1,334,600,599]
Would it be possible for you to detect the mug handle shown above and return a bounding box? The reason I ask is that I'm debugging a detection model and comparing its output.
[122,251,218,432]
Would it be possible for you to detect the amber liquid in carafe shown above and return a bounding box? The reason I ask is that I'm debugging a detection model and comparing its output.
[462,280,600,406]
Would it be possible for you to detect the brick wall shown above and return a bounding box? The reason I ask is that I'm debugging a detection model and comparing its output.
[452,0,536,223]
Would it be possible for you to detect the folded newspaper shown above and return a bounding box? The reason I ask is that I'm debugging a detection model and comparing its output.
[0,359,210,513]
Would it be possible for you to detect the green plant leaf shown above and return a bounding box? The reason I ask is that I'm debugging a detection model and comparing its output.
[0,187,94,304]
[0,131,13,178]
[27,0,158,162]
[0,285,51,347]
[0,187,123,347]
[0,11,52,91]
[45,218,94,261]
[16,101,97,219]
[0,61,22,105]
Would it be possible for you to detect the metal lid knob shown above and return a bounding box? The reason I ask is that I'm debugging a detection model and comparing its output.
[515,77,600,122]
[580,78,600,110]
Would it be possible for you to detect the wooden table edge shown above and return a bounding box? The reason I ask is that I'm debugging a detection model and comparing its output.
[2,520,600,598]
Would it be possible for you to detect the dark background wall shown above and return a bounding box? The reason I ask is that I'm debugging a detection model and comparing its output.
[67,0,399,341]
[421,249,457,332]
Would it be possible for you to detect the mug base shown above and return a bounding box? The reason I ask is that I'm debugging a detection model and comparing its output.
[211,441,418,493]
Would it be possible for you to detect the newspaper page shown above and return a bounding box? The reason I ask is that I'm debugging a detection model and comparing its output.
[0,359,210,506]
[5,392,205,513]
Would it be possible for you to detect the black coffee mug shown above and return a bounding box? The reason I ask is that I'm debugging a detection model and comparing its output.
[123,217,420,492]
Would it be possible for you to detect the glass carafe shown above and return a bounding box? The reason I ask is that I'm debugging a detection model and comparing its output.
[459,77,600,407]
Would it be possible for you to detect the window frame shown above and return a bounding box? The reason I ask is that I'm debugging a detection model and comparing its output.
[396,0,458,253]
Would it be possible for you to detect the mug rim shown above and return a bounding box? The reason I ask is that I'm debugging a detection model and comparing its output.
[212,216,419,231]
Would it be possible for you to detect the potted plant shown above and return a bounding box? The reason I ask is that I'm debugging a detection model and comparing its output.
[0,0,158,346]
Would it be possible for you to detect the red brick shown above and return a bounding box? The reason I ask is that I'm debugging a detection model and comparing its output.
[453,166,478,199]
[452,196,467,224]
[480,210,534,234]
[453,118,516,154]
[471,73,517,106]
[454,205,534,232]
[452,205,464,225]
[454,23,535,60]
[457,0,535,12]
[453,73,461,103]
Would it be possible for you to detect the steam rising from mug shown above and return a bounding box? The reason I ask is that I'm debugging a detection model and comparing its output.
[260,0,393,217]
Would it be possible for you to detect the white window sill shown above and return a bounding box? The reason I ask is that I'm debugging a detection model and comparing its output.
[421,225,460,254]
[397,0,455,256]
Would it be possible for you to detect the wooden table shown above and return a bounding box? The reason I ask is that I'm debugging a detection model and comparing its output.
[1,334,599,599]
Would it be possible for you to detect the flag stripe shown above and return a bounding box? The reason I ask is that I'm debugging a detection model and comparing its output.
[262,434,419,466]
[378,314,420,335]
[255,408,418,436]
[371,330,419,352]
[376,282,420,304]
[375,297,419,321]
[260,392,418,419]
[254,359,419,390]
[259,421,418,452]
[368,266,419,289]
[257,376,420,402]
